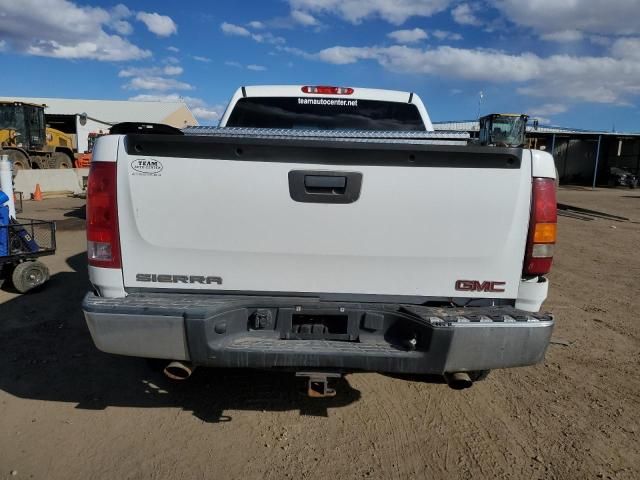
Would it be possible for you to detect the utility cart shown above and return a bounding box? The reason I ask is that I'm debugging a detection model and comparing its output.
[0,210,56,293]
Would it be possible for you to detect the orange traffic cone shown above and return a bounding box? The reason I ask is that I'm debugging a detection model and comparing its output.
[32,183,43,201]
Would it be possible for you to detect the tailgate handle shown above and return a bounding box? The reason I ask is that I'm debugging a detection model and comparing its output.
[304,175,346,191]
[289,170,363,204]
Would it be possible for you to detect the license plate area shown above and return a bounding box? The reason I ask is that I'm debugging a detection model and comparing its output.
[279,308,360,341]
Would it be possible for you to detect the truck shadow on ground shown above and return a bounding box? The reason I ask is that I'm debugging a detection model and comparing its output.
[0,252,361,423]
[63,204,86,219]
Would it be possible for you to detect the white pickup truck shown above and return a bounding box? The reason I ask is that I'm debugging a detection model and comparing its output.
[83,85,556,390]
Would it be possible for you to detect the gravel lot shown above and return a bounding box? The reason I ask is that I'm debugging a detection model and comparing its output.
[1,188,638,480]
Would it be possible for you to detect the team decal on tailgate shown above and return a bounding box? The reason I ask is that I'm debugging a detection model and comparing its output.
[130,158,163,176]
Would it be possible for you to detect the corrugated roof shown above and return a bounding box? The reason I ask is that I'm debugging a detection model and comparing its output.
[0,96,194,124]
[433,120,640,137]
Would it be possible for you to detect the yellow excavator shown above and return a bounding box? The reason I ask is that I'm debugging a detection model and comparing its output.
[0,101,75,170]
[478,113,529,147]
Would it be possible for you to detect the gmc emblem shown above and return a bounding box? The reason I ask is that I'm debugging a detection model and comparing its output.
[455,280,506,293]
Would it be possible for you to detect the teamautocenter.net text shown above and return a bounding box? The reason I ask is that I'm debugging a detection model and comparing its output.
[298,98,358,106]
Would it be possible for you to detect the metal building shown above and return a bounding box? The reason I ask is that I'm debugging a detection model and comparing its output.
[434,120,640,186]
[0,97,198,153]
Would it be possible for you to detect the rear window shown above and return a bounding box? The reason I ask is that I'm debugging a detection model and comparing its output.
[226,97,426,131]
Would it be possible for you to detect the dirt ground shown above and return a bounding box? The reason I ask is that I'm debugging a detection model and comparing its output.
[0,188,638,480]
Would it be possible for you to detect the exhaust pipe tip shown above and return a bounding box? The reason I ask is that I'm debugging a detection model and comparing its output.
[444,372,473,390]
[163,361,195,381]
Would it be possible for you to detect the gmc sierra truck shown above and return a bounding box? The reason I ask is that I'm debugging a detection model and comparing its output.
[83,85,556,391]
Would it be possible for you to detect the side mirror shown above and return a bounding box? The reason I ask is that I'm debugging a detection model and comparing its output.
[79,112,88,126]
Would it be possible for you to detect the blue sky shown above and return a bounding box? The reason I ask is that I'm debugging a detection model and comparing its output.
[1,0,639,130]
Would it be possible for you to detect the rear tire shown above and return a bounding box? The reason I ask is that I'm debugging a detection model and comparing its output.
[11,261,50,293]
[1,149,31,170]
[52,152,73,169]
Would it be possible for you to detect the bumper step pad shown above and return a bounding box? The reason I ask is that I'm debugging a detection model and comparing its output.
[400,305,553,324]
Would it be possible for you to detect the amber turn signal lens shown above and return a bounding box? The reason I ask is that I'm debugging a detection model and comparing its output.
[533,223,557,244]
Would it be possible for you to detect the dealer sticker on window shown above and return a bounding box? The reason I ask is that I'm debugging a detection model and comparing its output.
[297,98,358,107]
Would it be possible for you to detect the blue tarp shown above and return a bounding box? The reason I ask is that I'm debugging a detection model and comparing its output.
[0,191,8,257]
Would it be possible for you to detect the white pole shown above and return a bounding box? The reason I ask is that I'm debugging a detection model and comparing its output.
[0,154,16,219]
[476,91,484,119]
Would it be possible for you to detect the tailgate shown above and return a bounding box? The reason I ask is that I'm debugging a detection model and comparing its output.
[116,134,531,299]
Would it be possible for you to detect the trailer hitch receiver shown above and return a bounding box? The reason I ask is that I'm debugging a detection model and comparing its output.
[296,372,341,398]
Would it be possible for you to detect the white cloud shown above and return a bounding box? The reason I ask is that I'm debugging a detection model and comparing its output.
[190,106,223,121]
[311,44,640,104]
[129,93,225,122]
[432,29,463,41]
[221,22,251,36]
[387,28,427,43]
[452,3,482,26]
[248,20,265,29]
[26,34,150,61]
[251,32,286,44]
[316,46,380,64]
[221,22,285,45]
[493,0,640,37]
[529,103,568,117]
[124,76,193,91]
[610,37,640,61]
[163,65,183,75]
[192,55,211,62]
[276,45,314,59]
[0,0,150,61]
[291,9,320,26]
[287,0,452,25]
[540,30,584,42]
[226,61,268,71]
[129,93,185,102]
[118,65,183,77]
[111,4,131,19]
[111,19,133,35]
[167,46,180,52]
[136,11,177,37]
[109,4,133,35]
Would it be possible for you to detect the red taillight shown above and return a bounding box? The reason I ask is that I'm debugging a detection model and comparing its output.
[524,178,557,276]
[87,161,121,269]
[301,85,354,95]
